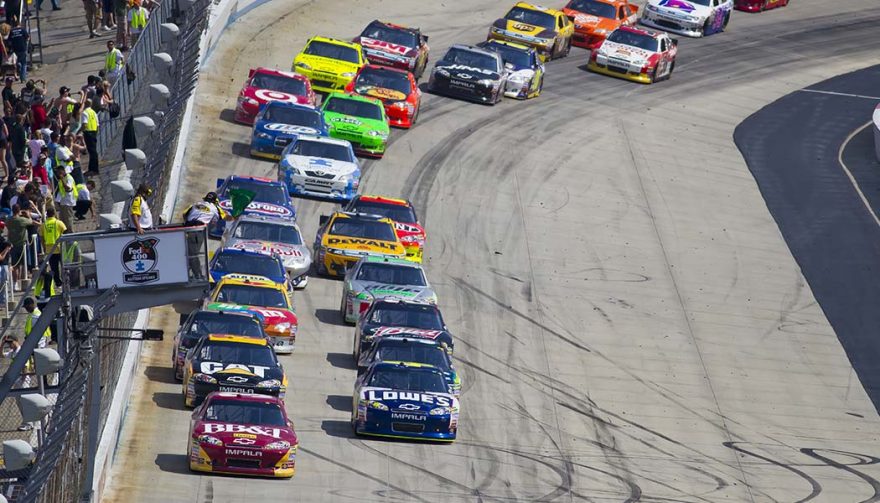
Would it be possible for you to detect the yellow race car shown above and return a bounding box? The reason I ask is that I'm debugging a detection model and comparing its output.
[292,36,365,94]
[488,2,574,61]
[313,211,407,277]
[204,274,298,353]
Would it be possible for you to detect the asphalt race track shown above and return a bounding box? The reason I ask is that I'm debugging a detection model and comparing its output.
[104,1,880,501]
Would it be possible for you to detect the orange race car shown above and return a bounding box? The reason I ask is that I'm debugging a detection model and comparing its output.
[562,0,639,49]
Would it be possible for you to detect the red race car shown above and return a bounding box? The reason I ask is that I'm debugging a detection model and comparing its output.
[344,64,421,129]
[234,67,317,125]
[189,392,298,478]
[353,20,430,79]
[344,194,426,262]
[735,0,789,12]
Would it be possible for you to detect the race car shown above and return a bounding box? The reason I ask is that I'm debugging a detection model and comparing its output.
[639,0,732,37]
[322,92,390,158]
[352,361,459,442]
[354,298,453,360]
[343,195,426,262]
[357,337,460,395]
[734,0,789,12]
[292,36,365,94]
[204,274,298,353]
[250,102,327,160]
[182,334,287,408]
[354,20,430,79]
[562,0,639,49]
[220,214,312,288]
[313,211,407,278]
[188,392,297,478]
[208,247,288,286]
[487,2,574,61]
[340,256,437,324]
[427,44,510,105]
[278,135,361,202]
[588,26,678,84]
[476,40,544,99]
[234,67,317,125]
[344,65,421,128]
[210,176,296,239]
[172,309,267,381]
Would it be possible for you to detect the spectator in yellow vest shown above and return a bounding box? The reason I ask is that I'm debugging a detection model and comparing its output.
[104,40,124,84]
[40,206,67,288]
[53,165,78,228]
[81,100,99,176]
[127,0,148,44]
[23,297,50,348]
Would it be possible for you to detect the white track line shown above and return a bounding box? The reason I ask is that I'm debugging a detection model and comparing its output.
[799,89,880,100]
[837,121,880,228]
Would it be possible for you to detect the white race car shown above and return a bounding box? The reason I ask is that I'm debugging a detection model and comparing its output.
[277,135,361,202]
[220,214,312,288]
[639,0,732,38]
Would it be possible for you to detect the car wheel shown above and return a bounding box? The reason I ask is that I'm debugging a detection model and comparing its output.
[411,104,420,126]
[537,75,544,96]
[563,37,572,57]
[722,12,730,28]
[667,61,676,80]
[702,18,711,36]
[651,66,659,84]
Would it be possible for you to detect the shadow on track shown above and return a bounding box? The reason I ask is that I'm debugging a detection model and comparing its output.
[155,453,190,474]
[326,352,357,371]
[152,392,186,411]
[325,394,352,412]
[314,308,346,326]
[144,365,177,385]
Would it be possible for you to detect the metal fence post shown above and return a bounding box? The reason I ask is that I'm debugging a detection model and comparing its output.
[80,339,101,503]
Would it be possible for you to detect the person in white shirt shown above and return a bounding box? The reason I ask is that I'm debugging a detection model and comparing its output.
[28,130,46,167]
[128,183,153,234]
[75,179,95,220]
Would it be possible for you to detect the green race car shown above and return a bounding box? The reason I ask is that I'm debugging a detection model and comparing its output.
[321,92,390,158]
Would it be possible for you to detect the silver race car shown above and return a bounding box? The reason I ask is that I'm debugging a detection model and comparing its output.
[219,214,312,288]
[340,256,437,324]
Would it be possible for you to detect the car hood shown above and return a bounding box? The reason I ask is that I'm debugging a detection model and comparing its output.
[508,68,536,81]
[650,0,712,16]
[564,10,619,32]
[295,54,361,74]
[435,63,501,82]
[211,270,286,285]
[281,154,359,176]
[364,325,452,345]
[352,84,409,103]
[493,18,555,39]
[599,40,655,61]
[360,386,458,409]
[356,37,418,59]
[206,302,297,327]
[324,236,405,256]
[226,238,310,263]
[255,120,323,137]
[193,420,297,447]
[243,86,311,106]
[392,221,425,243]
[351,281,435,301]
[324,113,388,133]
[218,199,293,219]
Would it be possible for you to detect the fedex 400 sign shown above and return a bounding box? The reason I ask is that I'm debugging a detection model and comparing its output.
[93,230,190,288]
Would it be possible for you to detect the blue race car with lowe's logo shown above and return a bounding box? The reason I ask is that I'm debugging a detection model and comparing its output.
[210,175,297,238]
[208,247,288,286]
[250,101,328,160]
[352,361,459,441]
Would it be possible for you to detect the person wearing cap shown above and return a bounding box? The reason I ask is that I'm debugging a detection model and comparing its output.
[32,146,50,187]
[8,205,33,286]
[127,0,148,45]
[28,129,46,167]
[51,87,78,127]
[104,40,125,84]
[183,192,233,227]
[29,93,48,133]
[53,164,77,228]
[23,297,51,348]
[81,100,99,176]
[128,183,153,234]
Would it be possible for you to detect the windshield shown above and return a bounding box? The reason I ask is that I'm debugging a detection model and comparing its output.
[330,219,397,241]
[357,263,426,286]
[375,342,449,368]
[567,0,616,18]
[324,97,384,121]
[234,222,303,245]
[353,68,411,96]
[204,400,286,427]
[371,305,444,329]
[367,367,448,392]
[289,139,354,162]
[606,30,658,51]
[184,312,264,347]
[213,251,284,280]
[263,106,322,128]
[505,6,556,30]
[361,22,418,48]
[687,0,712,5]
[250,73,307,95]
[443,48,499,73]
[483,44,532,68]
[223,180,288,206]
[350,201,417,223]
[198,341,276,367]
[304,40,360,63]
[216,284,287,308]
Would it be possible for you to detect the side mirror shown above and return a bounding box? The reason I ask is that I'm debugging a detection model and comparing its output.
[318,215,329,226]
[422,35,429,43]
[215,178,224,189]
[566,14,575,21]
[504,62,515,71]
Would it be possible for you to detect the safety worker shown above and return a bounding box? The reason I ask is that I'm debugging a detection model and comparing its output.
[104,40,125,84]
[129,183,153,234]
[127,0,149,44]
[82,100,100,176]
[23,297,51,349]
[183,192,233,227]
[40,206,67,290]
[53,165,78,229]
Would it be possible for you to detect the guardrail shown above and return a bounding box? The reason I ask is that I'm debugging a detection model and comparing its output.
[873,103,880,163]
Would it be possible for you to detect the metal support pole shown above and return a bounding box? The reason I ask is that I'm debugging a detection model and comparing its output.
[80,340,101,503]
[0,296,62,400]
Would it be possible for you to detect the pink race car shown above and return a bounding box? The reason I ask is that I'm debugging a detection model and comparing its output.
[734,0,790,12]
[234,67,317,125]
[189,392,298,478]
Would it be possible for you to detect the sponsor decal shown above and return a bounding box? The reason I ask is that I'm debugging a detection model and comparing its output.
[361,37,411,55]
[394,222,422,234]
[204,423,283,438]
[512,22,535,31]
[327,237,395,250]
[330,117,363,126]
[232,240,302,257]
[199,361,270,378]
[225,376,249,384]
[575,14,600,24]
[233,433,257,439]
[397,403,420,411]
[254,89,301,103]
[220,386,254,393]
[219,199,290,216]
[365,390,453,407]
[365,285,419,296]
[455,73,472,80]
[263,123,319,134]
[659,0,696,12]
[442,64,496,76]
[232,437,256,445]
[372,326,443,339]
[363,87,407,101]
[121,237,160,284]
[225,448,263,457]
[391,412,426,421]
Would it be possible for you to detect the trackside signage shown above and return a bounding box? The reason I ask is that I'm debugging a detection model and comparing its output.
[94,230,189,288]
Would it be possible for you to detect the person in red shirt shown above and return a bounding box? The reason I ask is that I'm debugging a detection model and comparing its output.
[31,147,50,187]
[29,94,48,134]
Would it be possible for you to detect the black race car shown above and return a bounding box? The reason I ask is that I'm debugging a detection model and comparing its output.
[354,298,454,360]
[427,44,510,105]
[172,309,268,380]
[358,337,461,395]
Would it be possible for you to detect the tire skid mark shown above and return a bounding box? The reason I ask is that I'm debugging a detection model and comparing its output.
[800,448,880,503]
[723,442,821,503]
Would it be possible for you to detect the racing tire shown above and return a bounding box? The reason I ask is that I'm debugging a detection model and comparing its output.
[722,12,730,29]
[650,66,659,84]
[563,37,572,58]
[702,18,711,37]
[667,61,676,80]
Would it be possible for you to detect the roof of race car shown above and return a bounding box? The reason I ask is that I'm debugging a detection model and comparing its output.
[215,274,285,289]
[215,247,275,259]
[223,175,283,186]
[357,255,420,266]
[324,91,384,106]
[618,25,665,38]
[359,63,411,76]
[369,361,444,372]
[330,211,395,224]
[206,334,270,346]
[354,194,412,207]
[448,44,501,59]
[480,39,535,54]
[205,391,285,404]
[250,67,307,81]
[307,35,362,50]
[371,19,421,35]
[512,1,564,15]
[260,100,320,112]
[375,336,444,346]
[371,297,438,308]
[291,133,353,148]
[234,213,301,227]
[195,308,262,321]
